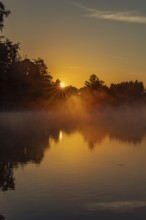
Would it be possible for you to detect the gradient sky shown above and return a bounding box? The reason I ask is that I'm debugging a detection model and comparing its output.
[3,0,146,87]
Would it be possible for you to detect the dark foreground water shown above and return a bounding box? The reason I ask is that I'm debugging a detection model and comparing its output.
[0,109,146,220]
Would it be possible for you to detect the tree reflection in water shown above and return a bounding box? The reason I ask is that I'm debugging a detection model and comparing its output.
[0,215,5,220]
[0,107,146,191]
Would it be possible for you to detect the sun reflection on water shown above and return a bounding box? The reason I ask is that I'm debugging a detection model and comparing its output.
[59,130,63,141]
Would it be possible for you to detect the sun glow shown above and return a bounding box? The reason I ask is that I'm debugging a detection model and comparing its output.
[60,82,65,88]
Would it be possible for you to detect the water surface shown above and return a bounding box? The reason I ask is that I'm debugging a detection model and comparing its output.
[0,109,146,219]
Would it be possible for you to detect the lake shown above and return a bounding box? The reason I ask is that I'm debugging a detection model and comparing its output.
[0,108,146,220]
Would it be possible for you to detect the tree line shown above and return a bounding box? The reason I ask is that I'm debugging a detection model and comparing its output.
[0,2,146,110]
[80,74,145,107]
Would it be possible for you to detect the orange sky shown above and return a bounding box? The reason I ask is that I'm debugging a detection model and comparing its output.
[4,0,146,88]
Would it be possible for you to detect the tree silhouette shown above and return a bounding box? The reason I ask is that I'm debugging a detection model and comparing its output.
[0,38,19,73]
[85,74,105,90]
[0,2,10,31]
[0,160,15,191]
[110,80,145,104]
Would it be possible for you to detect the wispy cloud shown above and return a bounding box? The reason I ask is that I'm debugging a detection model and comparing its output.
[86,201,146,212]
[74,3,146,24]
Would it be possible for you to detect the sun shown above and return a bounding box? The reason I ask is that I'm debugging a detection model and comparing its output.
[60,82,65,88]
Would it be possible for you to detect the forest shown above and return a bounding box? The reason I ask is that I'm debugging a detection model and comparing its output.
[0,2,146,110]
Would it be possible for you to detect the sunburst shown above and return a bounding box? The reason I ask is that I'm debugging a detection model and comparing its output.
[60,82,65,88]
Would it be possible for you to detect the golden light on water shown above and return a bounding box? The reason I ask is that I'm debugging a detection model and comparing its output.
[59,130,63,141]
[60,82,65,88]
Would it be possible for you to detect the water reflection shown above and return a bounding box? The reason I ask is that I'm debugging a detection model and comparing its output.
[0,106,146,191]
[0,215,5,220]
[86,201,146,212]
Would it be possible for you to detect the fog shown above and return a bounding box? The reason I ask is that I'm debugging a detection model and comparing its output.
[0,103,146,151]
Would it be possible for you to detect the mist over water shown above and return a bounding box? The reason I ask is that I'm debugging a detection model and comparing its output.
[1,103,146,147]
[0,106,146,219]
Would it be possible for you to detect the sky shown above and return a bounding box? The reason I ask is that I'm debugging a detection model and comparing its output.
[3,0,146,87]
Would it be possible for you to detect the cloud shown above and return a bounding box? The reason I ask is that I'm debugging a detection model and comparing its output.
[74,3,146,24]
[86,201,146,212]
